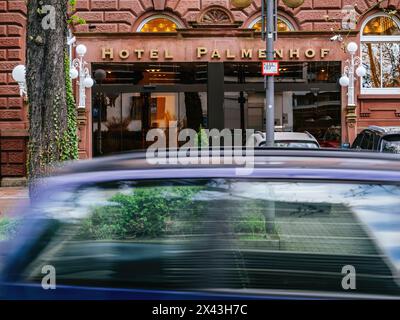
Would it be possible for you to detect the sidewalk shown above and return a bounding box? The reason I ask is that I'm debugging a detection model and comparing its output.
[0,187,29,216]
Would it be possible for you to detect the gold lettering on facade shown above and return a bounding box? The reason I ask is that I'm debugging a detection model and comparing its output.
[226,49,235,59]
[197,47,208,58]
[150,49,159,59]
[101,47,330,61]
[274,49,283,59]
[102,48,114,60]
[241,49,252,59]
[165,49,173,60]
[289,49,300,59]
[305,49,316,59]
[321,48,330,59]
[211,49,221,59]
[258,49,266,59]
[119,49,130,59]
[134,49,144,59]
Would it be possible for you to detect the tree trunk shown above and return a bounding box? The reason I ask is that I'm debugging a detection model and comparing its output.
[26,1,68,194]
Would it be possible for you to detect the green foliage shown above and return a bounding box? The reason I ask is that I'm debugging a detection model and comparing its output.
[195,125,209,148]
[77,186,204,240]
[0,218,20,241]
[60,54,79,161]
[233,201,280,239]
[67,15,86,26]
[234,212,266,235]
[68,1,86,25]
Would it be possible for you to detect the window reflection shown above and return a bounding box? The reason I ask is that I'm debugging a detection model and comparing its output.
[361,15,400,91]
[18,180,400,296]
[362,42,400,88]
[362,43,382,88]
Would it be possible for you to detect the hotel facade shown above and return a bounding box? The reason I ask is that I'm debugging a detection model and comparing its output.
[0,0,399,184]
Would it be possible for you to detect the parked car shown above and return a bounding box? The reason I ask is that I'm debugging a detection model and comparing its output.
[1,149,400,299]
[352,126,400,154]
[251,131,320,148]
[318,126,341,149]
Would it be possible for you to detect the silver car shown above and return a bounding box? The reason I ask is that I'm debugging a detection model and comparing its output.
[251,131,320,148]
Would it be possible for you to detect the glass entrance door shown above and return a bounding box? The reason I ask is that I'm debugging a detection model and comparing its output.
[91,62,209,156]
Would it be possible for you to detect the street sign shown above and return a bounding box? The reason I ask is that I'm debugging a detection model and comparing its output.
[262,60,280,76]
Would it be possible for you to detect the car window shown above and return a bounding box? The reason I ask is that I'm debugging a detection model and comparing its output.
[360,131,374,150]
[373,134,381,150]
[381,136,400,154]
[352,133,364,149]
[14,179,400,297]
[274,141,319,149]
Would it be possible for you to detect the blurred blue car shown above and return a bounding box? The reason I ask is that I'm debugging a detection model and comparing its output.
[1,149,400,300]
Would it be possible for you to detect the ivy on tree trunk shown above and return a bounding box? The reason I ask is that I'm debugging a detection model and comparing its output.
[26,0,69,195]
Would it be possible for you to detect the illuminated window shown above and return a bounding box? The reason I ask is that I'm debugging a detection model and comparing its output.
[138,17,179,33]
[363,16,400,35]
[251,17,293,32]
[361,14,400,94]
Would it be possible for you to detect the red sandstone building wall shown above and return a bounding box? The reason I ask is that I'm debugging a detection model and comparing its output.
[0,0,28,185]
[0,0,399,184]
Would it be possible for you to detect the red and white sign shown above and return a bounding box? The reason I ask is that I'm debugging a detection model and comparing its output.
[262,60,280,76]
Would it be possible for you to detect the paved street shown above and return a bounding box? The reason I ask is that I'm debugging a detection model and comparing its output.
[0,188,29,216]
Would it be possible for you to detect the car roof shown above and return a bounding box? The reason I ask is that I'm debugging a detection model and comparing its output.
[53,149,400,176]
[255,131,318,142]
[274,132,317,142]
[367,126,400,135]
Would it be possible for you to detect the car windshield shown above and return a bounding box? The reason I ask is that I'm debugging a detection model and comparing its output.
[382,137,400,154]
[274,141,319,149]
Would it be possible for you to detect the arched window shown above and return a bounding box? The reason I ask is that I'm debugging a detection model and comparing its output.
[361,14,400,93]
[137,15,182,32]
[249,16,294,32]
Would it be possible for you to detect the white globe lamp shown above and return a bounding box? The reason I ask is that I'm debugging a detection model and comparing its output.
[69,67,79,79]
[346,42,358,54]
[12,65,26,83]
[76,44,87,57]
[356,65,367,77]
[83,76,94,88]
[339,75,350,87]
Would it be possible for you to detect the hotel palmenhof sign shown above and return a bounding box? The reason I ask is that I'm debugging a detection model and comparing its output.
[100,47,331,61]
